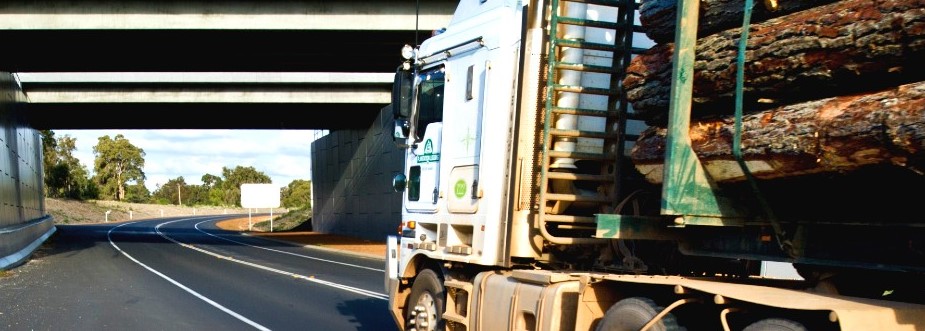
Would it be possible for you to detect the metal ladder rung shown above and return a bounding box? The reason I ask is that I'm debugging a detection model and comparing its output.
[548,150,614,160]
[554,38,621,52]
[552,106,619,118]
[442,312,467,325]
[546,193,613,203]
[444,279,473,291]
[555,62,620,74]
[442,279,472,327]
[553,106,645,122]
[561,0,640,10]
[543,214,597,224]
[629,46,651,54]
[553,84,616,96]
[556,16,622,31]
[550,128,617,139]
[547,172,614,182]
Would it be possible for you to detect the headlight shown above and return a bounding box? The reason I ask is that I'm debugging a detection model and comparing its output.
[401,44,415,60]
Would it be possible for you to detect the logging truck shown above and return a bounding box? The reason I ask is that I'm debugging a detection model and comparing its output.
[384,0,925,330]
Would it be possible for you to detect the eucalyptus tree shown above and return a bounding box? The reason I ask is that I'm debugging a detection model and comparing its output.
[93,134,146,201]
[219,165,271,206]
[281,179,312,209]
[42,131,95,199]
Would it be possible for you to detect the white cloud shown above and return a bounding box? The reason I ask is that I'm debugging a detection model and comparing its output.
[53,129,319,192]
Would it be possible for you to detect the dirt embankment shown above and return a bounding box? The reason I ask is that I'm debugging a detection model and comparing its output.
[45,198,385,258]
[45,198,272,224]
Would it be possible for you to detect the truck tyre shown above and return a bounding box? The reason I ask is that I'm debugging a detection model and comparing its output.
[406,269,445,331]
[595,297,682,331]
[743,318,807,331]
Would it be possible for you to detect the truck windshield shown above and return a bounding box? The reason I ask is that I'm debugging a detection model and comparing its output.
[415,67,445,140]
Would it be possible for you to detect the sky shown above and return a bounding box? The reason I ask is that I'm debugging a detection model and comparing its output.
[53,129,324,193]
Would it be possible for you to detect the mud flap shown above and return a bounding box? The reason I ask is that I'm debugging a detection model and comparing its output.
[385,235,399,292]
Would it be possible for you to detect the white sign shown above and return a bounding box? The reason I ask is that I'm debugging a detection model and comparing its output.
[240,183,281,208]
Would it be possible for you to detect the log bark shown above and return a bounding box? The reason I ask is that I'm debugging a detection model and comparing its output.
[625,0,925,122]
[630,80,925,184]
[639,0,838,44]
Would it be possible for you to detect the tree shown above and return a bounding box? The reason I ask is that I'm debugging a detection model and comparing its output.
[40,130,58,193]
[42,131,96,199]
[219,166,271,206]
[201,173,225,206]
[93,134,146,201]
[152,177,186,205]
[124,181,151,203]
[281,179,312,209]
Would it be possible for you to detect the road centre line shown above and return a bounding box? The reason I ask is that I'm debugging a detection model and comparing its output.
[155,219,388,300]
[193,219,384,272]
[107,221,271,331]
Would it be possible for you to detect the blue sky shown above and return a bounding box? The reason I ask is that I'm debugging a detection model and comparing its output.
[53,129,322,193]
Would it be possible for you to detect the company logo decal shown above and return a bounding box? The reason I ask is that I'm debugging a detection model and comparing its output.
[416,139,440,163]
[454,179,467,198]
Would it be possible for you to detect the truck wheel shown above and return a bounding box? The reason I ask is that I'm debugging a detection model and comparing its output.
[743,318,806,331]
[406,269,445,331]
[595,297,682,331]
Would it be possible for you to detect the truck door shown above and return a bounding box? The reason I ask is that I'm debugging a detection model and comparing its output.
[405,66,445,213]
[446,49,488,214]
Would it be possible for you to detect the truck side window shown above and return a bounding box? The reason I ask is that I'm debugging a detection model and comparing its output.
[416,67,445,140]
[408,166,421,201]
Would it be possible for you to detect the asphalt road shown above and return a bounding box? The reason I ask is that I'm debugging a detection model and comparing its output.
[0,216,397,331]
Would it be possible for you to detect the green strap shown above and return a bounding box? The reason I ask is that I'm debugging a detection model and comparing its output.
[732,0,796,258]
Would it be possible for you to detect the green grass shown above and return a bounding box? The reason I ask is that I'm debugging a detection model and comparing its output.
[251,208,312,232]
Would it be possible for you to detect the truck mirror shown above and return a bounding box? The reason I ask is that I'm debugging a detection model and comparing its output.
[392,66,413,119]
[392,173,407,193]
[394,118,410,140]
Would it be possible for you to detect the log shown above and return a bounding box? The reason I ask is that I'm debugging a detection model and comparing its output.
[630,80,925,184]
[625,0,925,122]
[639,0,838,44]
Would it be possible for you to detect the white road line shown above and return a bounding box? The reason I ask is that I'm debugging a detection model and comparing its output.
[107,222,271,331]
[193,220,384,272]
[155,219,388,301]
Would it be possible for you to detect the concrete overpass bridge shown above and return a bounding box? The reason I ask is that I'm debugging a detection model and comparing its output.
[5,0,456,130]
[0,0,458,268]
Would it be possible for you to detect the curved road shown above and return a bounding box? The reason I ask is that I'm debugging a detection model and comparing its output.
[0,216,396,331]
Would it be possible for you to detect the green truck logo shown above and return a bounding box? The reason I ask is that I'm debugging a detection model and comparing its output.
[416,139,440,163]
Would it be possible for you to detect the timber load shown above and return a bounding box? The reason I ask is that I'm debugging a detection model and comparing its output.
[639,0,839,43]
[627,0,925,184]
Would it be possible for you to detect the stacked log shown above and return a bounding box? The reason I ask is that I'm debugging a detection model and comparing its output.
[632,80,925,183]
[627,0,925,183]
[639,0,839,43]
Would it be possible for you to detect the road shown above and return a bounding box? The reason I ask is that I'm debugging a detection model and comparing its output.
[0,216,397,331]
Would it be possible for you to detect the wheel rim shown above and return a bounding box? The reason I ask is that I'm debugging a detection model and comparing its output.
[410,291,438,331]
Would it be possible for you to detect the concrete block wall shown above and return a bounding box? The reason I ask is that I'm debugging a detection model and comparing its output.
[0,72,55,270]
[311,105,404,242]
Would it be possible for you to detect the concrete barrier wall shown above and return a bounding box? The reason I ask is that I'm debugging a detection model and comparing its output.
[0,72,54,270]
[311,105,404,242]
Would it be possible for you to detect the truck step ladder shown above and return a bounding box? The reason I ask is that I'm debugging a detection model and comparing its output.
[538,0,645,240]
[442,279,473,330]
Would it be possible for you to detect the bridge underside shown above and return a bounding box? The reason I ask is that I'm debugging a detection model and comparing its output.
[0,30,418,73]
[26,102,382,130]
[0,0,458,130]
[9,29,416,130]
